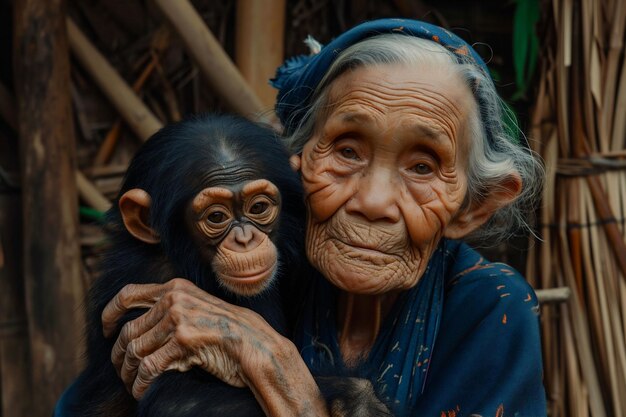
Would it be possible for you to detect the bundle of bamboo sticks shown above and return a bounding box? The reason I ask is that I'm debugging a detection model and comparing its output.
[526,0,626,416]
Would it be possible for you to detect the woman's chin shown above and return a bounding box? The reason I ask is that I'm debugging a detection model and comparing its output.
[320,256,418,294]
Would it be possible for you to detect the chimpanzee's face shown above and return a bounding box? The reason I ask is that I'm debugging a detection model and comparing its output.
[118,115,302,299]
[186,178,282,296]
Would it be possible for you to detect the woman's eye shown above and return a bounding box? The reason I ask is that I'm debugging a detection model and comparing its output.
[340,147,359,160]
[411,163,433,175]
[207,211,227,224]
[250,201,269,215]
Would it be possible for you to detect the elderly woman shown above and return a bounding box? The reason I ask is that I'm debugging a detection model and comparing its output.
[95,19,546,417]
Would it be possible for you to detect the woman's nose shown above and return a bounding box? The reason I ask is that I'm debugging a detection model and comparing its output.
[344,169,401,223]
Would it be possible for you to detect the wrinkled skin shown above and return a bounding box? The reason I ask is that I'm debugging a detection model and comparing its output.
[103,63,520,415]
[104,278,327,417]
[298,63,475,296]
[289,63,495,363]
[188,179,282,296]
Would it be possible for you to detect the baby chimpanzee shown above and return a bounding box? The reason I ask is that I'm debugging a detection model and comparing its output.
[63,114,390,417]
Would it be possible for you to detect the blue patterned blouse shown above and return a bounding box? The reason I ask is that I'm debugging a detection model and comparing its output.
[295,239,547,417]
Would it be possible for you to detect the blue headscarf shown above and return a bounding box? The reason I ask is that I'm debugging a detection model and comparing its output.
[270,18,491,136]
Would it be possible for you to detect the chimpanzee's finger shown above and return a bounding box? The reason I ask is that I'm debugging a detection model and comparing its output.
[102,282,167,337]
[130,340,188,399]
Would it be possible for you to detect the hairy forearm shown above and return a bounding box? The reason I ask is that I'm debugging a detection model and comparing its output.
[245,337,329,417]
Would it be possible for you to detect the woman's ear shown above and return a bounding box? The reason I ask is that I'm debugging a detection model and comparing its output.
[289,154,302,172]
[444,174,523,239]
[119,189,161,244]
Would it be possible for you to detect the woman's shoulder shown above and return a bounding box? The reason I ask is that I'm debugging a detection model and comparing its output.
[442,239,540,319]
[417,241,546,416]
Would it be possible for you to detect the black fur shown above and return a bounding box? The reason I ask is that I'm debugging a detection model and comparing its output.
[72,114,306,417]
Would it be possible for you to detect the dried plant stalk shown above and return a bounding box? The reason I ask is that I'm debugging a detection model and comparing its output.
[528,0,626,415]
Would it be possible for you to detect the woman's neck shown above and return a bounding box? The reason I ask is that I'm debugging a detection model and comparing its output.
[337,291,398,366]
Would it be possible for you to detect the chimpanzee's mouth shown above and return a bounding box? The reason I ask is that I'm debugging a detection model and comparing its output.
[219,261,277,296]
[222,260,276,281]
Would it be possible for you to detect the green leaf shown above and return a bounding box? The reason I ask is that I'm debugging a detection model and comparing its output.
[513,0,530,89]
[512,0,540,100]
[80,206,105,221]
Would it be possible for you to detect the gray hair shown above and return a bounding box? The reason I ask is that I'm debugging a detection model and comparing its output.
[285,34,543,243]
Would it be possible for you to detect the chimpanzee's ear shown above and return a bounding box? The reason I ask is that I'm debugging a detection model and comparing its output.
[444,174,522,239]
[119,189,161,244]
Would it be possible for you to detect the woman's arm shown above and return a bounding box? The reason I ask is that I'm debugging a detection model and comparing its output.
[102,278,329,417]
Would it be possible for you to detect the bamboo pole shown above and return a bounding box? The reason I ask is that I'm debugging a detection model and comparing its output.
[76,171,112,212]
[67,18,162,142]
[13,1,85,415]
[586,174,626,279]
[93,123,123,167]
[612,61,626,150]
[582,0,598,151]
[153,0,266,120]
[235,0,285,111]
[84,164,128,178]
[601,0,626,151]
[536,287,572,303]
[93,53,159,166]
[558,217,607,416]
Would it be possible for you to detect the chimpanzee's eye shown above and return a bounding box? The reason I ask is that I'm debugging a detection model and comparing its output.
[207,211,226,224]
[246,195,278,225]
[250,201,269,215]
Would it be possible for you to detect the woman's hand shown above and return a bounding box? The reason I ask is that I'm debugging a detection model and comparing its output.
[102,278,329,417]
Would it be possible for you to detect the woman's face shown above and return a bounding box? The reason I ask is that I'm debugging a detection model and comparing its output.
[298,63,477,294]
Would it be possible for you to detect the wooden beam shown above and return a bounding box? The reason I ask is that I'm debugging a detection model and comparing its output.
[536,287,571,304]
[0,193,31,417]
[235,0,285,110]
[13,1,85,415]
[67,18,163,142]
[0,75,111,213]
[153,0,266,120]
[0,81,17,131]
[0,82,30,417]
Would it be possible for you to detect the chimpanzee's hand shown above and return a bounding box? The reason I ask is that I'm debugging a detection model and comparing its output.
[102,278,329,417]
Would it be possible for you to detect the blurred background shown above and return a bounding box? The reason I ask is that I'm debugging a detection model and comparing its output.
[0,0,624,416]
